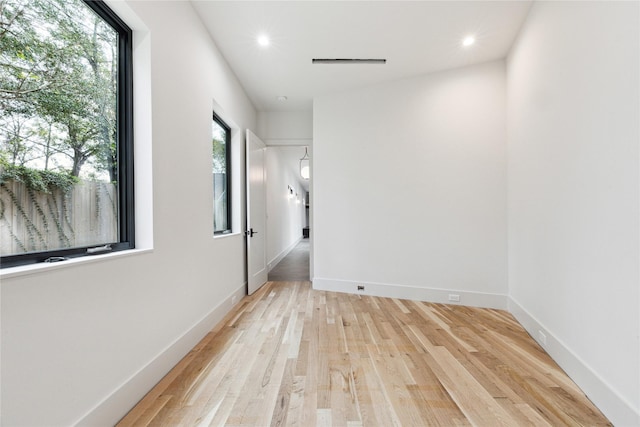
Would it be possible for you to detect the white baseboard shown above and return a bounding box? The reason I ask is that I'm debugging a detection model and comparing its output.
[74,283,247,426]
[268,236,303,272]
[312,277,508,310]
[72,279,639,426]
[508,297,640,427]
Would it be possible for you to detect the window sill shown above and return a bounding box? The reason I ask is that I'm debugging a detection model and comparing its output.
[0,248,154,280]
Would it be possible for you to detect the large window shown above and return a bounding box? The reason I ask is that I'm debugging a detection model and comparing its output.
[212,113,231,235]
[0,0,133,267]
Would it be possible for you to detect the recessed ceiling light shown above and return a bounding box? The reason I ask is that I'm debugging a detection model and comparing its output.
[277,96,288,102]
[462,35,476,47]
[257,34,270,47]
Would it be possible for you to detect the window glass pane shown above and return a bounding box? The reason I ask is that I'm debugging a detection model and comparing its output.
[212,117,229,234]
[0,0,123,258]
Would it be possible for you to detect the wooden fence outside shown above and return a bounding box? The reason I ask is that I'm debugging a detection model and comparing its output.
[0,179,118,256]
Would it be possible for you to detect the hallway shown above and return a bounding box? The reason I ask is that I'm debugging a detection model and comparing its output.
[268,239,310,281]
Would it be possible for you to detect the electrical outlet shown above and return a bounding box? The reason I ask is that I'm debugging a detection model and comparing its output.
[538,330,547,346]
[357,285,365,291]
[448,294,460,302]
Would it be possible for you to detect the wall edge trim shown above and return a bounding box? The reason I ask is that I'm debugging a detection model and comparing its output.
[263,138,312,147]
[508,296,640,426]
[268,236,303,272]
[312,277,508,310]
[74,282,247,426]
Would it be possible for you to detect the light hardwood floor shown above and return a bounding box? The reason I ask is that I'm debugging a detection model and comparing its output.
[117,281,610,426]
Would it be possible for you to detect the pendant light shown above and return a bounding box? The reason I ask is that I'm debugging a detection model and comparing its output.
[300,147,310,180]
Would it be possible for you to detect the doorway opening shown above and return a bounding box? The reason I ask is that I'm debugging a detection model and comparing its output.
[263,145,310,282]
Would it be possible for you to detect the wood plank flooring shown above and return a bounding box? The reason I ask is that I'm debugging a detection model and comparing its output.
[117,281,610,426]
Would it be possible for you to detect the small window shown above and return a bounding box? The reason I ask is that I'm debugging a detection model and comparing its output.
[212,113,231,235]
[0,0,133,267]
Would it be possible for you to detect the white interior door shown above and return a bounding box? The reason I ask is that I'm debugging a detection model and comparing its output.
[246,130,268,294]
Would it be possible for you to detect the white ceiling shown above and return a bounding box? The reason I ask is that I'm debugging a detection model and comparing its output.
[191,1,533,112]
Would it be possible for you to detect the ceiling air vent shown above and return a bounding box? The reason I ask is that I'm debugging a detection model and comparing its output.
[312,58,386,64]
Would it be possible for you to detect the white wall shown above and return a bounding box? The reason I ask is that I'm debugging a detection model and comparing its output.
[265,147,306,270]
[0,1,257,425]
[507,2,639,424]
[258,111,313,146]
[313,61,508,308]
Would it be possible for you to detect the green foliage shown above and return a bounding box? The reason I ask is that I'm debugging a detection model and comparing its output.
[0,159,77,193]
[0,0,118,180]
[212,137,227,174]
[212,120,227,174]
